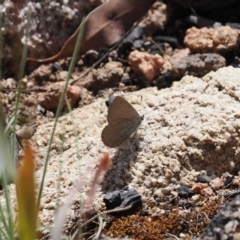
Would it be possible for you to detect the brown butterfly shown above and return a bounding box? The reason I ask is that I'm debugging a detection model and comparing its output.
[101,96,142,147]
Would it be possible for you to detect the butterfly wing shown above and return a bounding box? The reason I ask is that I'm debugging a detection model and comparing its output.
[107,96,140,123]
[101,117,141,147]
[101,96,142,147]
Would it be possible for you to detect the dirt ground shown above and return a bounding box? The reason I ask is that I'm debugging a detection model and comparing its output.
[1,0,240,239]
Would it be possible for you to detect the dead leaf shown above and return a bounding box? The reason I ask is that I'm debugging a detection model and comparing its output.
[27,0,156,64]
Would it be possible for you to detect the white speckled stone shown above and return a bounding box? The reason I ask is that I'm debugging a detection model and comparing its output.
[2,66,240,229]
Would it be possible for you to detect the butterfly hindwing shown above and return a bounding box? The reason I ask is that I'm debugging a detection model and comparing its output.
[101,118,141,147]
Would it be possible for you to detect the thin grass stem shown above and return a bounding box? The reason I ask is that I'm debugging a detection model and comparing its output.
[37,17,85,209]
[12,8,31,128]
[56,134,64,210]
[0,5,2,81]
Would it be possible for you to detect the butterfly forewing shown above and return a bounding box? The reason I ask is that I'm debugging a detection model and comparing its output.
[107,96,140,123]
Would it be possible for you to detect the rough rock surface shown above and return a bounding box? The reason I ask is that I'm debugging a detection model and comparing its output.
[128,50,165,82]
[2,0,166,76]
[82,61,124,93]
[37,82,82,110]
[1,66,240,231]
[139,1,167,35]
[184,26,240,53]
[201,195,240,240]
[173,53,226,78]
[2,0,89,58]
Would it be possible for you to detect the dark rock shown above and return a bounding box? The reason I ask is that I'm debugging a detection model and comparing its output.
[176,186,195,198]
[117,41,133,57]
[187,15,222,28]
[121,74,132,85]
[103,186,142,213]
[83,50,99,66]
[226,23,240,29]
[120,187,142,208]
[197,175,212,184]
[97,48,109,63]
[152,72,174,89]
[167,0,239,11]
[154,36,180,48]
[51,63,62,72]
[103,190,121,209]
[118,27,146,56]
[140,209,149,216]
[224,175,234,187]
[200,195,240,240]
[225,189,240,199]
[132,77,149,89]
[126,27,144,41]
[142,41,153,51]
[133,39,144,49]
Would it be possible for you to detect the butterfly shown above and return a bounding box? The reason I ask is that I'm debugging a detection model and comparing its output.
[101,96,142,147]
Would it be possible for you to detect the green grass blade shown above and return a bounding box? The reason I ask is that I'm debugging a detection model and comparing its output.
[0,121,15,239]
[0,4,2,81]
[12,8,32,133]
[37,17,85,209]
[4,110,21,135]
[2,176,14,240]
[0,203,10,238]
